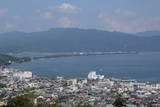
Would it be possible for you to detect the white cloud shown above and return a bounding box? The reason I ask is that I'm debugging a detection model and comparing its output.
[5,23,16,30]
[58,17,74,28]
[0,8,8,16]
[98,11,160,33]
[13,16,21,20]
[115,9,136,16]
[40,11,53,20]
[152,16,160,21]
[0,23,16,32]
[50,3,80,13]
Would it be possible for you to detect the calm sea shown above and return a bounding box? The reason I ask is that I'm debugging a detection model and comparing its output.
[10,53,160,81]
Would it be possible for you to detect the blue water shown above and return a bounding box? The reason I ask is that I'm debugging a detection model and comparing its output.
[10,53,160,81]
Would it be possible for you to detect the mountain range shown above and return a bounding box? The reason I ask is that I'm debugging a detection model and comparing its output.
[136,31,160,37]
[0,28,160,53]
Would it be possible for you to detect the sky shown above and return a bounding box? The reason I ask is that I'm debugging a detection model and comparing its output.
[0,0,160,33]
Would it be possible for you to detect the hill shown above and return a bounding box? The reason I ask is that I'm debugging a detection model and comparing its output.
[0,54,17,66]
[0,53,31,66]
[0,28,160,53]
[136,31,160,37]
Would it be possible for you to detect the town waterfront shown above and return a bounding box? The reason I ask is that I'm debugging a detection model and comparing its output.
[10,53,160,81]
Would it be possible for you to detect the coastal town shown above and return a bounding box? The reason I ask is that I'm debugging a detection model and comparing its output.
[0,68,160,107]
[1,0,160,107]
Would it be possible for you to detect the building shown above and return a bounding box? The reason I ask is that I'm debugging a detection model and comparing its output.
[13,71,33,80]
[88,71,104,80]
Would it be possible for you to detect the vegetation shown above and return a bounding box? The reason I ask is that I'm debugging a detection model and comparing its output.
[0,54,31,66]
[1,28,160,53]
[0,83,6,88]
[113,94,126,107]
[36,103,62,107]
[36,98,62,107]
[1,95,62,107]
[0,94,128,107]
[0,54,16,66]
[75,101,91,107]
[7,95,34,107]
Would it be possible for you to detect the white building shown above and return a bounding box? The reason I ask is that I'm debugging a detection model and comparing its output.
[67,79,77,86]
[13,71,33,80]
[88,71,104,80]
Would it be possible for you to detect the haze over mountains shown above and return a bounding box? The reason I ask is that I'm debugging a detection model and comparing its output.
[0,28,160,53]
[136,31,160,37]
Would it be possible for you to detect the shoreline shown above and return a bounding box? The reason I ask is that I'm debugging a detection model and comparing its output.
[3,67,160,85]
[1,68,160,106]
[9,51,160,61]
[6,52,160,84]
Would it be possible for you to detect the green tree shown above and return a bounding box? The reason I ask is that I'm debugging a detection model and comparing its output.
[0,105,7,107]
[7,95,34,107]
[36,99,61,107]
[0,83,6,88]
[36,103,61,107]
[75,101,90,107]
[113,94,126,107]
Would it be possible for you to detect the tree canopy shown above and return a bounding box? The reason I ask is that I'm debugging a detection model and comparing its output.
[7,95,34,107]
[113,94,126,107]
